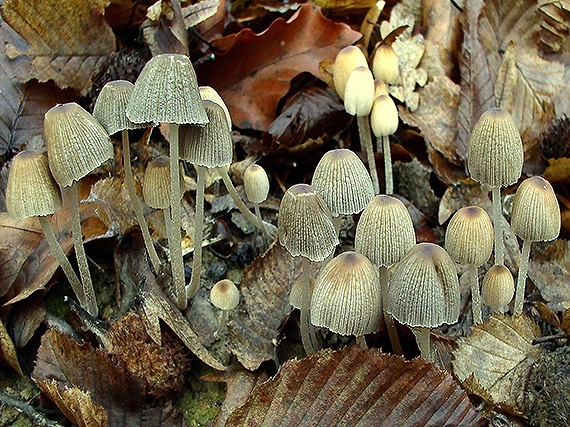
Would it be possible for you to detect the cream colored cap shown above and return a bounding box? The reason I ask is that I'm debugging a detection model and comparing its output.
[344,66,375,117]
[445,206,494,267]
[210,279,240,311]
[143,156,183,209]
[371,44,399,84]
[93,80,146,135]
[244,164,269,204]
[370,94,398,137]
[199,86,232,131]
[333,46,368,100]
[481,265,514,310]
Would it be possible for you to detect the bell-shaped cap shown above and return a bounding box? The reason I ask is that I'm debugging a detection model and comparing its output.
[244,164,269,204]
[210,279,240,311]
[126,54,208,126]
[481,265,514,310]
[355,195,415,267]
[333,46,368,100]
[344,66,375,117]
[511,176,560,242]
[6,150,62,221]
[44,103,114,187]
[143,156,183,209]
[179,100,233,167]
[387,243,460,328]
[445,206,494,267]
[278,183,339,262]
[371,43,399,84]
[199,86,232,131]
[311,149,374,217]
[93,80,147,135]
[311,251,382,336]
[467,107,523,188]
[370,94,399,137]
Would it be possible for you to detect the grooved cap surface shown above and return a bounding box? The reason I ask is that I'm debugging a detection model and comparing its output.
[93,80,146,135]
[481,265,514,309]
[244,164,269,204]
[143,156,182,209]
[199,86,232,130]
[445,206,494,267]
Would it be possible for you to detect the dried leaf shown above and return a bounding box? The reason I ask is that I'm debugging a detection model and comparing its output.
[183,0,221,28]
[142,0,188,56]
[452,314,542,416]
[313,0,376,11]
[0,317,23,375]
[10,294,46,348]
[538,0,570,54]
[197,4,361,130]
[227,345,486,426]
[1,0,116,95]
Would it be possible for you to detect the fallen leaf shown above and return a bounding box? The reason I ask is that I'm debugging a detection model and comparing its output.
[197,4,361,130]
[537,0,570,54]
[226,345,487,426]
[0,317,22,375]
[183,0,221,28]
[142,0,188,56]
[10,293,46,348]
[1,0,116,95]
[105,0,154,29]
[452,313,542,416]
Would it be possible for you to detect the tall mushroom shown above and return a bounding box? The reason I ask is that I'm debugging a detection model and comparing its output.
[370,94,399,195]
[243,163,271,239]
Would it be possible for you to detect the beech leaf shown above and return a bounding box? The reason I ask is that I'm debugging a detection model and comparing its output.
[0,318,22,375]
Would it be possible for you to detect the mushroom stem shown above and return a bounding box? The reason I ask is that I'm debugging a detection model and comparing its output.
[382,135,393,195]
[380,266,403,355]
[187,165,206,299]
[468,264,483,324]
[121,130,161,271]
[215,310,230,338]
[357,116,379,194]
[514,239,531,314]
[67,182,98,317]
[300,256,319,356]
[492,187,504,265]
[253,203,270,241]
[356,335,367,348]
[416,326,431,361]
[38,216,85,307]
[169,123,187,310]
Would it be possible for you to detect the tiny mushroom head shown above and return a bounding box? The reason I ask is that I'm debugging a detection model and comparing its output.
[371,43,400,84]
[333,46,368,100]
[143,156,183,210]
[344,66,375,117]
[481,265,514,312]
[370,94,399,138]
[244,164,270,205]
[210,279,240,312]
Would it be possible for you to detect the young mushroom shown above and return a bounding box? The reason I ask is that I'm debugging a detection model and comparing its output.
[243,163,271,239]
[332,46,368,102]
[371,43,400,85]
[481,265,514,314]
[370,94,399,194]
[210,279,240,338]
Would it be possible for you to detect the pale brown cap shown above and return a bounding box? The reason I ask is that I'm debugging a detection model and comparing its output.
[143,156,183,209]
[311,251,382,336]
[278,184,339,262]
[344,66,375,117]
[93,80,146,135]
[354,195,415,267]
[210,279,240,311]
[374,80,389,98]
[511,176,560,242]
[481,265,514,310]
[179,100,233,167]
[44,103,114,187]
[387,243,460,328]
[311,149,374,217]
[445,206,494,267]
[244,164,269,204]
[333,46,368,100]
[126,54,208,126]
[6,150,62,221]
[467,107,523,188]
[371,44,399,84]
[199,86,232,131]
[370,94,398,137]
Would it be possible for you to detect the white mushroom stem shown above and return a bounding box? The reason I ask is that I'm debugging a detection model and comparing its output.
[514,239,531,314]
[300,256,319,356]
[380,266,403,355]
[121,130,161,271]
[187,165,206,299]
[492,187,504,265]
[357,116,379,195]
[416,326,432,361]
[382,135,393,195]
[467,264,483,324]
[215,310,230,338]
[67,182,98,317]
[253,203,270,241]
[355,335,367,348]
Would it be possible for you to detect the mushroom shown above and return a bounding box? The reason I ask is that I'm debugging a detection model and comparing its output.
[371,43,399,85]
[481,265,514,314]
[370,94,399,195]
[332,45,368,101]
[44,102,114,317]
[511,176,560,314]
[93,80,161,271]
[6,150,85,309]
[354,195,415,355]
[444,206,494,324]
[310,251,382,348]
[243,163,271,239]
[210,279,240,338]
[126,53,208,311]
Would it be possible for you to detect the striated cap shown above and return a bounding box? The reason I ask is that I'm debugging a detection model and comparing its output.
[445,206,494,267]
[210,279,240,311]
[244,163,269,204]
[126,54,208,126]
[511,176,560,242]
[311,251,382,336]
[467,107,524,188]
[143,156,183,209]
[481,265,514,310]
[387,243,460,328]
[370,94,399,137]
[278,184,339,262]
[311,149,374,217]
[179,100,233,167]
[355,195,415,267]
[344,66,375,117]
[333,46,368,100]
[371,43,400,84]
[44,103,114,187]
[199,86,232,131]
[6,150,62,221]
[93,80,147,135]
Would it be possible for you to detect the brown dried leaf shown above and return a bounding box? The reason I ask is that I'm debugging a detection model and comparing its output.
[10,294,46,348]
[538,0,570,54]
[562,307,570,334]
[0,317,22,375]
[452,314,542,416]
[142,0,188,56]
[183,0,221,28]
[197,4,361,130]
[227,345,486,426]
[1,0,116,95]
[313,0,376,11]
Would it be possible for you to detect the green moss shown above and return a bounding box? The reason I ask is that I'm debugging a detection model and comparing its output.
[177,376,225,427]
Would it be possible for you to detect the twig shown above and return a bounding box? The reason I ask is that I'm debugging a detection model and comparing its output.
[0,391,64,427]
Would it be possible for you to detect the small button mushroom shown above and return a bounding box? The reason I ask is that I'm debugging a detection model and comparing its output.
[243,163,271,239]
[210,279,240,338]
[370,94,399,194]
[481,265,514,314]
[371,43,400,85]
[332,46,368,100]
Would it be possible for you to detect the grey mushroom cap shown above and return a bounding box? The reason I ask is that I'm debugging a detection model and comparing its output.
[445,206,494,267]
[143,156,183,209]
[93,80,147,135]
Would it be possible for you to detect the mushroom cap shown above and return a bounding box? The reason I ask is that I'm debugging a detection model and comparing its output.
[142,156,183,209]
[179,100,233,167]
[244,163,269,204]
[333,46,368,100]
[445,206,494,267]
[126,54,208,126]
[44,102,114,187]
[374,80,389,98]
[278,183,339,262]
[6,150,62,221]
[481,265,514,310]
[511,176,560,242]
[371,43,399,84]
[199,86,232,130]
[311,251,382,336]
[387,243,460,328]
[370,94,399,137]
[467,107,523,188]
[344,66,375,117]
[210,279,240,311]
[354,195,416,267]
[311,149,374,217]
[93,80,147,135]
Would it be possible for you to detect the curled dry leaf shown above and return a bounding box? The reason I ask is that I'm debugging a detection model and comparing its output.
[538,0,570,54]
[0,317,23,375]
[452,313,542,416]
[226,345,486,426]
[142,0,189,56]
